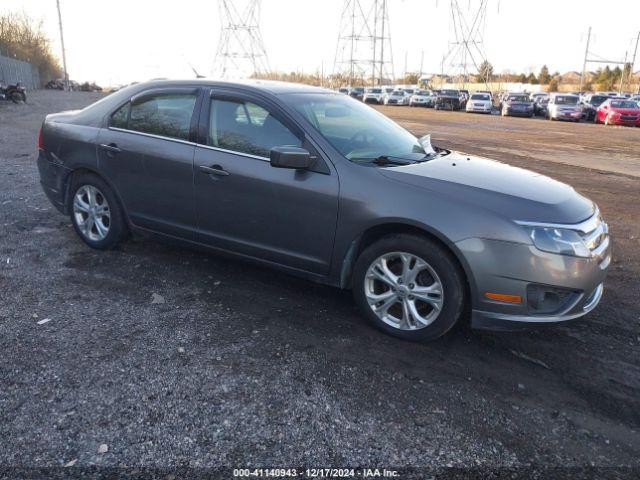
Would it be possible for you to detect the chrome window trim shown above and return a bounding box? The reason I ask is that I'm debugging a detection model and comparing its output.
[108,127,196,146]
[196,143,269,162]
[108,127,270,162]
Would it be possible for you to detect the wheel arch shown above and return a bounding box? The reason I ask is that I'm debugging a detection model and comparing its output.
[339,222,476,304]
[61,167,131,226]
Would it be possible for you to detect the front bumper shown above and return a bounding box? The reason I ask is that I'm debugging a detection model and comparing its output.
[456,237,610,331]
[606,116,640,126]
[552,110,582,120]
[467,104,492,113]
[504,108,533,116]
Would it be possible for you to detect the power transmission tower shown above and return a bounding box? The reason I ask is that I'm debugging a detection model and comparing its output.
[333,0,395,87]
[440,0,491,90]
[212,0,270,79]
[578,27,629,93]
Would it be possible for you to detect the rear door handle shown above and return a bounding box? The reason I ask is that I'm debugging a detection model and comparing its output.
[99,143,121,154]
[199,164,230,177]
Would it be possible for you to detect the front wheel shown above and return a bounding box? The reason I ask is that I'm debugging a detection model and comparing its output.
[69,173,128,249]
[352,234,466,342]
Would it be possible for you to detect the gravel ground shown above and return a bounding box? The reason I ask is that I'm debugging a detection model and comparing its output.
[0,90,639,479]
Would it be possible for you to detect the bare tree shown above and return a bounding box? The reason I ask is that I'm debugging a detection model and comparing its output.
[0,12,62,84]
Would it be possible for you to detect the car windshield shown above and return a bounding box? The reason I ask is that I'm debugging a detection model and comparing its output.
[590,95,607,105]
[391,91,404,96]
[353,87,364,92]
[417,90,430,95]
[285,93,429,163]
[509,95,529,102]
[370,88,382,93]
[471,94,490,100]
[555,96,578,105]
[442,90,458,96]
[610,100,637,108]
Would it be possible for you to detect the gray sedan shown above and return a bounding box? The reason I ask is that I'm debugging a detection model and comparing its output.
[37,80,610,342]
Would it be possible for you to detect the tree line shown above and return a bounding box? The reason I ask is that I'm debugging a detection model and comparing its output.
[0,12,61,84]
[477,60,635,92]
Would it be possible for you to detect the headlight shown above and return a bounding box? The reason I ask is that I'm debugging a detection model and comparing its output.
[524,227,591,257]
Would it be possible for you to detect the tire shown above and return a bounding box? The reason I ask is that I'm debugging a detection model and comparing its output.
[352,234,466,342]
[68,172,128,250]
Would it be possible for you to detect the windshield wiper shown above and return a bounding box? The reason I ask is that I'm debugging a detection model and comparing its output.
[372,155,416,166]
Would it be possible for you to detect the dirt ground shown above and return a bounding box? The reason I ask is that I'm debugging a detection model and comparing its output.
[0,91,639,478]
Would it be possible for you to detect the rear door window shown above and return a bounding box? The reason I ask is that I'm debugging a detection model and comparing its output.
[208,98,301,158]
[128,93,197,141]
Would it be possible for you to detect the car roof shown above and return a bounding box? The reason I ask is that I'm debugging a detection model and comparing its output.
[129,78,335,96]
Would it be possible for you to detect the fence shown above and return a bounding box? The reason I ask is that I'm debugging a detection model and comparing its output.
[0,54,40,89]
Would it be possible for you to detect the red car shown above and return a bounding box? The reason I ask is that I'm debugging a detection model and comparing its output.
[595,98,640,126]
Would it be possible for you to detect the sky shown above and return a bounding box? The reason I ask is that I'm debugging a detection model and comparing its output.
[2,0,639,86]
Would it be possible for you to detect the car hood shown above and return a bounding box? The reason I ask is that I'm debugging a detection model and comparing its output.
[378,153,594,224]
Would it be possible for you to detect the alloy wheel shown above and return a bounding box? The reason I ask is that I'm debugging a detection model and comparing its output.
[364,252,444,331]
[73,185,111,242]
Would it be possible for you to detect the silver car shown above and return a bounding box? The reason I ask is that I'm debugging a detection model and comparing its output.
[409,90,435,107]
[466,93,493,113]
[385,89,409,105]
[548,94,582,121]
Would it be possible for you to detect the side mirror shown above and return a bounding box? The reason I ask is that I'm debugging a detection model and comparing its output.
[270,146,314,170]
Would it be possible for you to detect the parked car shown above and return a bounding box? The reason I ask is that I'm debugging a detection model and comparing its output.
[594,98,640,126]
[36,79,610,342]
[530,93,550,117]
[409,90,435,107]
[79,82,103,92]
[349,86,365,101]
[434,89,461,110]
[384,89,409,105]
[338,87,350,95]
[465,92,493,114]
[547,94,582,121]
[363,87,386,104]
[501,93,534,117]
[45,79,65,90]
[459,89,470,108]
[580,94,610,121]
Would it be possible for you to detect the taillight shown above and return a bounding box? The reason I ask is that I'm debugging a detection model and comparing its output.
[37,127,44,150]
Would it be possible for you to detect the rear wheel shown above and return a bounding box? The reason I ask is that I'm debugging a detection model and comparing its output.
[69,173,127,249]
[352,234,466,342]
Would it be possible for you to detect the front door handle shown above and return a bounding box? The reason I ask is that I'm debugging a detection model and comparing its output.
[199,164,230,177]
[99,143,122,155]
